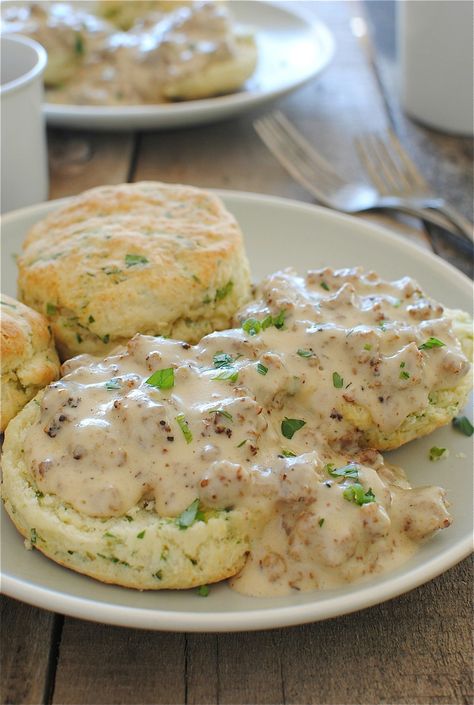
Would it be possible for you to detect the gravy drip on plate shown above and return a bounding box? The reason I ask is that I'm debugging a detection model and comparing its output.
[24,268,467,595]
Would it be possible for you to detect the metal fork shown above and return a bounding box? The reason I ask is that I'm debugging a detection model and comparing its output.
[254,111,473,243]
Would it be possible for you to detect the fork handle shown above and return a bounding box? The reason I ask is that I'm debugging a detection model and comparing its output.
[377,197,473,243]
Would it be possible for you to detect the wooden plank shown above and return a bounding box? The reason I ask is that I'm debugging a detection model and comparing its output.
[278,557,473,705]
[47,129,136,200]
[0,595,60,705]
[52,619,185,704]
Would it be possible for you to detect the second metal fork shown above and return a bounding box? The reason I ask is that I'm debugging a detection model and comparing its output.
[255,111,473,243]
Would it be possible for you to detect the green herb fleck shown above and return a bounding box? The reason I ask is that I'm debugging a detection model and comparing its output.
[137,530,146,539]
[318,518,325,527]
[215,280,233,301]
[257,362,268,375]
[145,367,174,390]
[209,409,233,421]
[125,253,149,267]
[343,483,376,505]
[273,310,286,329]
[363,343,372,351]
[104,532,116,538]
[74,33,85,55]
[297,349,313,358]
[88,315,95,324]
[102,334,110,344]
[213,352,234,368]
[281,449,297,458]
[261,314,273,330]
[429,446,447,461]
[281,417,306,439]
[35,490,44,499]
[176,413,192,443]
[46,302,57,315]
[328,463,359,479]
[211,368,238,383]
[320,281,330,291]
[400,370,410,380]
[237,439,247,448]
[332,372,344,388]
[419,337,446,350]
[124,515,134,522]
[30,528,38,544]
[176,499,201,529]
[154,570,163,580]
[197,584,210,597]
[76,333,83,344]
[452,416,474,437]
[242,318,261,336]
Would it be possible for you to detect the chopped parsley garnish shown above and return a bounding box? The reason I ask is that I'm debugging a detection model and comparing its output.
[327,463,359,479]
[297,349,313,358]
[88,315,95,324]
[211,368,238,383]
[452,416,474,437]
[213,352,234,368]
[197,585,210,597]
[209,409,233,421]
[332,372,344,388]
[102,334,110,344]
[176,414,192,443]
[429,446,447,461]
[419,337,446,350]
[242,311,286,336]
[76,333,83,344]
[343,483,376,505]
[281,417,306,439]
[257,362,268,375]
[281,449,297,457]
[145,367,174,390]
[320,281,330,291]
[215,280,233,301]
[237,439,247,448]
[242,318,261,336]
[30,528,38,545]
[318,518,325,527]
[176,499,201,529]
[74,33,85,55]
[399,370,410,380]
[46,302,57,315]
[125,253,149,267]
[105,378,121,390]
[363,343,372,351]
[137,530,146,539]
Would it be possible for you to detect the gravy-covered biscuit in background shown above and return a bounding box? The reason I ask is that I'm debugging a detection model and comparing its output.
[18,181,252,360]
[1,295,60,431]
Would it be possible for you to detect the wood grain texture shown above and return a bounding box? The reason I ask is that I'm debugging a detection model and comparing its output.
[0,596,60,705]
[48,129,136,200]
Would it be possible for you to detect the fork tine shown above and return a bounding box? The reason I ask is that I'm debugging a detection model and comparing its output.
[355,135,392,195]
[387,128,430,191]
[255,113,343,197]
[255,119,336,203]
[356,133,412,195]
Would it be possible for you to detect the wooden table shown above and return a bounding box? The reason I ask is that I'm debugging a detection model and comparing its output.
[2,3,473,704]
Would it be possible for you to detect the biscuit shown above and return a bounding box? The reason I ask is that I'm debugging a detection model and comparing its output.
[0,296,60,432]
[1,396,251,590]
[18,181,251,360]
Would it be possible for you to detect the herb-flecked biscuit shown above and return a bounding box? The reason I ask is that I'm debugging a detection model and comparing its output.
[0,295,60,432]
[18,181,251,359]
[1,395,251,590]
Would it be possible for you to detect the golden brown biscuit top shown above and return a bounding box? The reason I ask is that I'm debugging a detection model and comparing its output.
[1,294,55,375]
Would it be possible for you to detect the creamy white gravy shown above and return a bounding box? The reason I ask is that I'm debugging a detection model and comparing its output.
[1,1,251,105]
[24,268,467,595]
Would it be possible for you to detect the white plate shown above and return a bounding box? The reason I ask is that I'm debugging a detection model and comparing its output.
[44,1,334,130]
[1,191,473,631]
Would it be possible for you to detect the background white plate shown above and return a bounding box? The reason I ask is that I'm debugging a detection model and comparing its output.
[44,1,334,130]
[1,191,473,631]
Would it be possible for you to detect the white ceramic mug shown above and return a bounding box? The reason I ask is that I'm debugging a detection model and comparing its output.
[398,0,474,135]
[1,34,49,213]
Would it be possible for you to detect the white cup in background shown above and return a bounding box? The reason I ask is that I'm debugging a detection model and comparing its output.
[1,34,49,213]
[398,0,474,136]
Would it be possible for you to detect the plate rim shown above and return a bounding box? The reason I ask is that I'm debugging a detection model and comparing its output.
[1,189,472,632]
[41,1,335,129]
